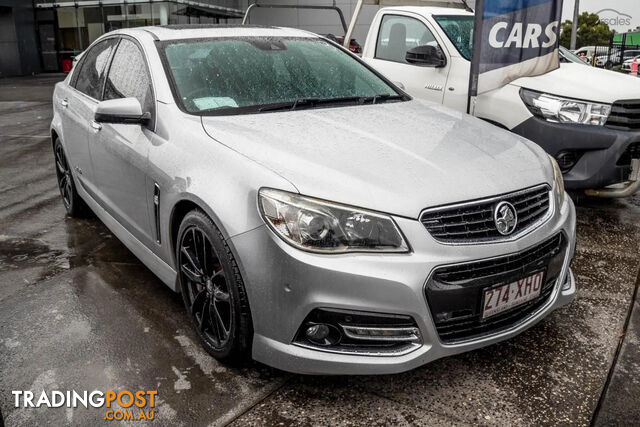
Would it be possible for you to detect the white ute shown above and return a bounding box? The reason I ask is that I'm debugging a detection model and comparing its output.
[344,0,640,197]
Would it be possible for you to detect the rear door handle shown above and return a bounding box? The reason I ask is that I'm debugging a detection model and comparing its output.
[60,98,69,108]
[91,121,102,131]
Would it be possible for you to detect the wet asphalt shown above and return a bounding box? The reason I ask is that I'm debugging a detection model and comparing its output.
[0,76,639,426]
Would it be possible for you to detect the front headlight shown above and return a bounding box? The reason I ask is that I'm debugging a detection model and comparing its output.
[548,155,565,208]
[258,188,409,253]
[521,88,611,126]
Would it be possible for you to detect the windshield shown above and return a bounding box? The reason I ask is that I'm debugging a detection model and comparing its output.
[559,46,588,65]
[435,15,474,60]
[162,37,403,115]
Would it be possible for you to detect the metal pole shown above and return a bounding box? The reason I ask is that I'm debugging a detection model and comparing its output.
[467,0,484,115]
[570,0,579,50]
[344,0,364,48]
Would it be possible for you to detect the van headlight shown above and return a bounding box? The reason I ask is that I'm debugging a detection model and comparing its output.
[549,155,565,208]
[258,188,409,253]
[521,88,611,126]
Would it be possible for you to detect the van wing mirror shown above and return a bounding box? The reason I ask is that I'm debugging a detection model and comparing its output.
[94,98,150,125]
[405,45,447,68]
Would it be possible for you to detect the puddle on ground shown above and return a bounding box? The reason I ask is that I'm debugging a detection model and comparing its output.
[0,236,70,282]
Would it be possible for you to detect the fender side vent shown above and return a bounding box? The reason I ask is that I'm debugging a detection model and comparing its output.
[153,183,161,244]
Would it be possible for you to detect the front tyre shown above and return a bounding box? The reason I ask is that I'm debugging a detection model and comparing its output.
[177,210,253,363]
[53,138,88,217]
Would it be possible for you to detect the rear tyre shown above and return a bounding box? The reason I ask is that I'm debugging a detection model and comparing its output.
[177,210,253,363]
[605,60,613,69]
[53,138,88,217]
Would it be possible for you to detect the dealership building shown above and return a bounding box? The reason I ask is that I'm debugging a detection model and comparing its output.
[0,0,246,76]
[1,0,381,77]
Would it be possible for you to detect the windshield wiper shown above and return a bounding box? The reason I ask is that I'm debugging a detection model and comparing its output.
[257,94,404,113]
[258,98,319,112]
[196,105,238,114]
[362,94,405,104]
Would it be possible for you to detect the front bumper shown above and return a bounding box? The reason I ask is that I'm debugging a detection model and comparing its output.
[230,196,577,375]
[512,117,640,190]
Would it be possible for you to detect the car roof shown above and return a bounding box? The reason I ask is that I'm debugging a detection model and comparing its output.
[114,25,318,41]
[382,6,473,16]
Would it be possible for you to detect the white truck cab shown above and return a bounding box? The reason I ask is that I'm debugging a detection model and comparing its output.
[353,4,640,196]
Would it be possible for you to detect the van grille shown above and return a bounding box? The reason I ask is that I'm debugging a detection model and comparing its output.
[420,185,551,244]
[606,100,640,130]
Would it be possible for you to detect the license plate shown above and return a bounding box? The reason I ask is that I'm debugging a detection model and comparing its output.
[482,271,544,319]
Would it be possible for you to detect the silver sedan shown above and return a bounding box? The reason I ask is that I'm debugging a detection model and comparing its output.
[50,26,576,375]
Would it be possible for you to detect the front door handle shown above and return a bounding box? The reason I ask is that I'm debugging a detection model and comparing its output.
[60,98,69,108]
[91,121,102,131]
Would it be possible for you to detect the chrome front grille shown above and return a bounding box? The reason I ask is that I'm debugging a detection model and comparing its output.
[420,185,551,244]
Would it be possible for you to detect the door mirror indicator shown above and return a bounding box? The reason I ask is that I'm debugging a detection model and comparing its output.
[405,45,447,68]
[94,97,150,125]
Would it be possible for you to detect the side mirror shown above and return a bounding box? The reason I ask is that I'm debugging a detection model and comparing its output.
[94,98,150,125]
[405,45,447,68]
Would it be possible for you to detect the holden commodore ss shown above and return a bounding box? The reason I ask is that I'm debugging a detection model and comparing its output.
[50,25,576,375]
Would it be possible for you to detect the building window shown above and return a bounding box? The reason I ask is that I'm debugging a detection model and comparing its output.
[34,0,243,72]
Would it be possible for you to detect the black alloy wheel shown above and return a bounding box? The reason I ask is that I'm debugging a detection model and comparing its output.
[53,138,87,217]
[177,210,252,361]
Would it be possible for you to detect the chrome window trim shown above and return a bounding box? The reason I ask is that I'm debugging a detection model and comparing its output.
[418,183,553,246]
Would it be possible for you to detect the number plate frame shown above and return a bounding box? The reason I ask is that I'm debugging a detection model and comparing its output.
[481,270,546,320]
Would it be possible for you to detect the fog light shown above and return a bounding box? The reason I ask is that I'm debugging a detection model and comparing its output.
[556,150,582,173]
[306,324,329,340]
[305,324,340,346]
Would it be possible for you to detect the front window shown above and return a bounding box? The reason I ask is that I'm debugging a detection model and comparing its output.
[436,15,574,65]
[161,37,404,115]
[104,38,155,128]
[434,15,474,61]
[375,14,439,63]
[73,38,118,99]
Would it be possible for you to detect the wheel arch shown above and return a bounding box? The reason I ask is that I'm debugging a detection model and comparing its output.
[168,194,243,273]
[51,128,60,148]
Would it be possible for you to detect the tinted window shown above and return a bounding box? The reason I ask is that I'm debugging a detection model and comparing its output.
[74,39,117,99]
[163,38,401,115]
[375,15,438,63]
[104,39,154,121]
